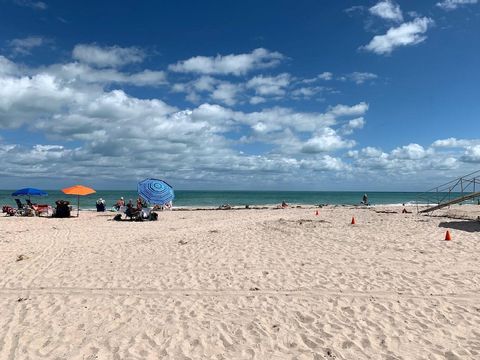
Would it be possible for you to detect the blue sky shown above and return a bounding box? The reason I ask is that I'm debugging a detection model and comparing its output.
[0,0,479,190]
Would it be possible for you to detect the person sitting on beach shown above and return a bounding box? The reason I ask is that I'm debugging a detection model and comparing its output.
[96,198,106,212]
[281,201,288,208]
[125,203,141,219]
[54,200,71,218]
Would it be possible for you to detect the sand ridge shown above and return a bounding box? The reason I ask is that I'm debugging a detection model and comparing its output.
[0,206,479,359]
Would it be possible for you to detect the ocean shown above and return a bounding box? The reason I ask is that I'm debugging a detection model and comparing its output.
[1,190,471,211]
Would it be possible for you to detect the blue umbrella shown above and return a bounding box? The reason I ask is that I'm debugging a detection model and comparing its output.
[12,188,48,198]
[137,178,174,205]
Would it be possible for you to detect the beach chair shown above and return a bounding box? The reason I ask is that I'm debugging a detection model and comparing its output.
[33,204,53,216]
[25,199,50,217]
[14,198,28,216]
[2,205,16,216]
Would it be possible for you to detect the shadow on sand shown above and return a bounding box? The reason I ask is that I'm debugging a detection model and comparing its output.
[438,220,480,233]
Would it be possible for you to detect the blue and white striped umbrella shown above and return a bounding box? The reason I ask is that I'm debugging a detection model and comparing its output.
[137,178,174,205]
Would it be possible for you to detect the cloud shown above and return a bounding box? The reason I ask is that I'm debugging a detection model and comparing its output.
[341,72,378,84]
[461,145,480,162]
[8,36,48,55]
[0,56,19,76]
[168,48,284,76]
[302,72,333,84]
[0,54,372,187]
[72,44,145,68]
[210,83,242,106]
[431,137,478,148]
[341,117,365,135]
[246,73,291,96]
[391,143,431,160]
[291,86,323,99]
[301,155,348,171]
[43,62,166,86]
[436,0,478,10]
[362,17,433,55]
[171,69,337,105]
[302,128,356,153]
[249,96,266,105]
[346,141,480,177]
[13,0,46,10]
[171,77,242,105]
[345,5,365,15]
[318,72,333,81]
[328,102,369,117]
[173,72,315,105]
[7,49,478,188]
[369,0,403,22]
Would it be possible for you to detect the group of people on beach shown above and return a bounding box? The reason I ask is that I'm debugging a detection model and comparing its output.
[96,196,148,212]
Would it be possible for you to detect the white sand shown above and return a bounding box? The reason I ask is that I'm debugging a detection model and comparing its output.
[0,205,479,359]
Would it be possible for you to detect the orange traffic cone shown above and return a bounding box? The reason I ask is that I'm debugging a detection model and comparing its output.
[445,230,452,241]
[351,216,356,225]
[315,210,319,216]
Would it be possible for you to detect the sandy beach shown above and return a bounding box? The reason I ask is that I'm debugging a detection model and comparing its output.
[0,205,479,359]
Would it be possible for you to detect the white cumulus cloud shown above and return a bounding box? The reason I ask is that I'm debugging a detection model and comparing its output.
[340,72,378,84]
[44,62,166,86]
[363,17,433,55]
[168,48,284,76]
[246,73,291,96]
[461,145,480,162]
[72,44,145,68]
[369,0,403,22]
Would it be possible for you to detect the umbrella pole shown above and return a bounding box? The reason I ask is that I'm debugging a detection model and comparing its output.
[77,195,80,217]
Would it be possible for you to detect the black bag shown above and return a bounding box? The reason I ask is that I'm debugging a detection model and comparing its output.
[113,214,122,221]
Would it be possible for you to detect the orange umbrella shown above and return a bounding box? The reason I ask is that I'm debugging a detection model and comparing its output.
[61,185,96,217]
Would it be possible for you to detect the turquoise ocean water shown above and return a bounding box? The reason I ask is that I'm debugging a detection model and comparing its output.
[0,190,471,210]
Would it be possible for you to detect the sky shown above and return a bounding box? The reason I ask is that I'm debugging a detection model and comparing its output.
[0,0,479,191]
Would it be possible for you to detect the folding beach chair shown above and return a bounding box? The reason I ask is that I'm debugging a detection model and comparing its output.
[14,198,27,216]
[26,199,52,217]
[2,205,16,216]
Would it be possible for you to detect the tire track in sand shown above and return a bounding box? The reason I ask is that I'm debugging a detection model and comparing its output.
[0,287,478,303]
[0,226,61,288]
[0,224,72,359]
[26,223,72,287]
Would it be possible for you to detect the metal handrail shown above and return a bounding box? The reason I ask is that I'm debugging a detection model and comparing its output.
[416,170,480,212]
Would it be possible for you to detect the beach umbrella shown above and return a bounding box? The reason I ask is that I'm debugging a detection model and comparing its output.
[12,187,48,200]
[137,178,174,205]
[61,185,96,217]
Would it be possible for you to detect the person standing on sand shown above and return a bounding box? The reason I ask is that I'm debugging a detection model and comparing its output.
[137,198,143,210]
[362,193,368,205]
[114,197,125,211]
